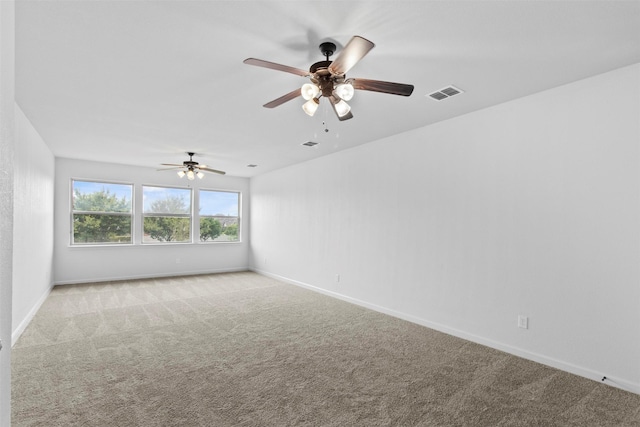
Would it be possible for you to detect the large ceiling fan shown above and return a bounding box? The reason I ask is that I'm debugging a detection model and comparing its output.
[158,152,225,180]
[244,35,414,121]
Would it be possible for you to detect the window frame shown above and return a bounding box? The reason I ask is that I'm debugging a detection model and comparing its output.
[198,188,241,243]
[141,184,193,245]
[70,179,134,246]
[69,179,243,247]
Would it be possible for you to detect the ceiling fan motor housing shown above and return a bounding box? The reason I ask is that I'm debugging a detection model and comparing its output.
[184,152,198,169]
[319,41,336,59]
[243,35,414,121]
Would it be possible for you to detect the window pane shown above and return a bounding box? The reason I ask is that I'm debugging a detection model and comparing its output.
[143,186,191,214]
[200,191,239,216]
[200,217,239,242]
[73,181,132,212]
[73,214,132,244]
[143,217,191,243]
[199,190,240,242]
[72,180,133,245]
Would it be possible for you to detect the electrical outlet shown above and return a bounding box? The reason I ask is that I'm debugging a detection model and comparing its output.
[518,315,529,329]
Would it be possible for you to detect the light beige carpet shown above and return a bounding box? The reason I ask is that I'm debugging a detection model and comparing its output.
[11,272,640,426]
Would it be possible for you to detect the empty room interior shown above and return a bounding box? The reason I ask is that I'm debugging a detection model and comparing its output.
[2,1,640,425]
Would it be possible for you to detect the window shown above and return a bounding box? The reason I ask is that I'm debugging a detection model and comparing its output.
[143,186,192,243]
[70,182,241,246]
[71,180,133,245]
[199,190,240,242]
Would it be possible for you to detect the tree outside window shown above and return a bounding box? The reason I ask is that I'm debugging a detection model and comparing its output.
[143,186,192,243]
[72,180,133,245]
[199,190,240,242]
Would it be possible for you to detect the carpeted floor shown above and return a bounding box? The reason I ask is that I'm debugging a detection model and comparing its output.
[11,272,640,426]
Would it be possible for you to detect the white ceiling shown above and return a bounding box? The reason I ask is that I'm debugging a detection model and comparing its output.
[15,1,640,178]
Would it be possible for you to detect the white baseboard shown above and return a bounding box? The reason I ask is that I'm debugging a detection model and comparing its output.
[12,282,54,347]
[251,268,640,396]
[54,266,250,286]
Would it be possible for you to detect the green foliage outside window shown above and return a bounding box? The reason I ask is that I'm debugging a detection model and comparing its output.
[72,183,239,245]
[72,184,132,244]
[143,190,192,243]
[199,190,240,242]
[223,223,238,240]
[200,217,223,241]
[144,217,191,242]
[200,218,239,242]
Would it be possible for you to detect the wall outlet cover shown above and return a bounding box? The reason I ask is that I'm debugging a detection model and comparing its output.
[518,315,529,329]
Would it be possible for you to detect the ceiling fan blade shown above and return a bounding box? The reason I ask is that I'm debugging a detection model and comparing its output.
[160,163,184,167]
[347,78,414,97]
[263,88,302,108]
[199,166,226,175]
[329,96,354,121]
[328,36,375,76]
[157,166,184,171]
[243,58,310,77]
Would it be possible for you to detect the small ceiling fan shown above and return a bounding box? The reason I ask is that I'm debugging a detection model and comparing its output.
[244,35,414,121]
[158,152,225,180]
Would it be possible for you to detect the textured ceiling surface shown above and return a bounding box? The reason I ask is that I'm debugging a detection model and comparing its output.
[15,1,640,177]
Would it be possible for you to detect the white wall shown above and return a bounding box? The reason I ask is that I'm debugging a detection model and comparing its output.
[0,0,15,422]
[250,63,640,392]
[12,105,55,344]
[54,158,250,284]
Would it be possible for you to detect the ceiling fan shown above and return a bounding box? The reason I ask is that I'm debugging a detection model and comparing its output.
[158,152,225,180]
[244,35,414,121]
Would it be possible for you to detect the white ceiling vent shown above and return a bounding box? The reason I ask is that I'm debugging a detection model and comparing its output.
[428,85,464,101]
[302,141,319,147]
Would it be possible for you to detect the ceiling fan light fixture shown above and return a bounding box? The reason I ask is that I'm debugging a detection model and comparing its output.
[302,98,320,116]
[334,83,354,101]
[244,35,413,121]
[301,83,320,101]
[334,99,351,117]
[160,152,225,178]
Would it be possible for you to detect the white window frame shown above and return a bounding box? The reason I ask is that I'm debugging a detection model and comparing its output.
[198,189,241,243]
[70,179,134,246]
[141,185,193,244]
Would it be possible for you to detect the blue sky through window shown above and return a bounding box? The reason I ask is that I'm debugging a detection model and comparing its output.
[73,182,238,216]
[143,186,191,213]
[73,180,132,208]
[200,190,239,216]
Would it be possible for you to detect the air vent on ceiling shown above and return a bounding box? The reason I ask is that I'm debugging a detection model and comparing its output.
[302,141,319,147]
[428,85,464,101]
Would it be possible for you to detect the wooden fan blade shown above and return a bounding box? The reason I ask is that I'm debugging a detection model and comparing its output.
[160,163,184,167]
[329,96,353,121]
[199,166,226,175]
[157,166,184,171]
[263,88,302,108]
[244,58,310,77]
[328,36,375,76]
[347,78,414,96]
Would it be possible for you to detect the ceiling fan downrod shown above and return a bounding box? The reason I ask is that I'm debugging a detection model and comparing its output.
[319,41,336,61]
